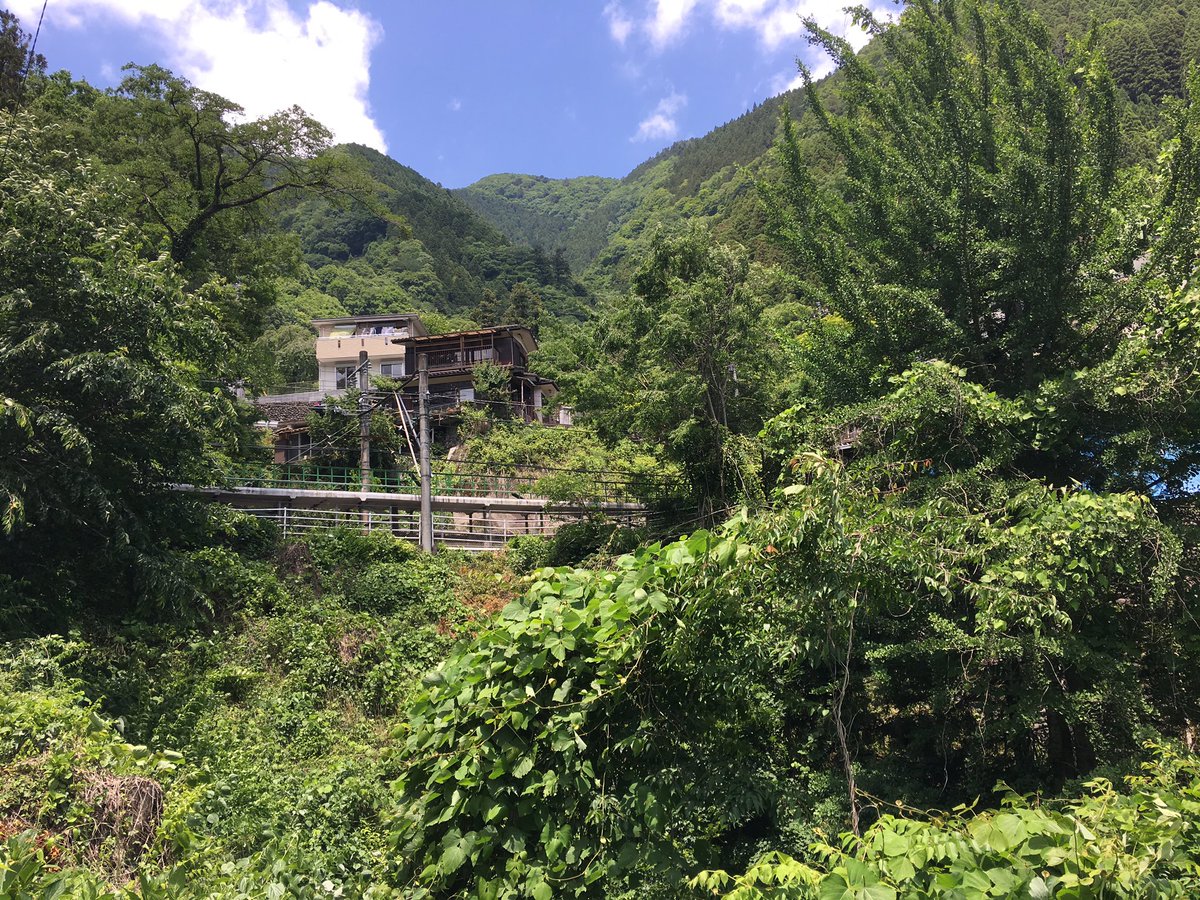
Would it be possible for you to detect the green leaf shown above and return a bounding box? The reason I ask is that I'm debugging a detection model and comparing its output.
[441,842,467,875]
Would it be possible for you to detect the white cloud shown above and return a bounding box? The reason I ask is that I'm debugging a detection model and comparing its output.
[720,0,887,51]
[769,68,805,95]
[631,91,687,142]
[448,98,462,112]
[609,0,895,61]
[604,2,634,45]
[9,0,387,151]
[646,0,701,47]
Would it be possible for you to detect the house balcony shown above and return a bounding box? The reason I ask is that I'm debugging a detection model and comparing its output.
[423,345,505,373]
[411,328,531,374]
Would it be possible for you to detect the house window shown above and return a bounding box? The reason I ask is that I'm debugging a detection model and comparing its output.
[335,365,357,390]
[282,433,312,463]
[379,362,404,378]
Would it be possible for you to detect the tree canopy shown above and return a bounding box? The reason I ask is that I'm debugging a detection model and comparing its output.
[0,113,245,622]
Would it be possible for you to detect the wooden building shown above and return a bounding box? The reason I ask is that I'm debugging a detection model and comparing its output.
[255,314,570,461]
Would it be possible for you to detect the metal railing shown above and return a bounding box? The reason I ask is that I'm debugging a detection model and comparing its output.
[259,380,320,395]
[425,347,496,370]
[219,462,680,505]
[225,464,419,493]
[235,506,585,548]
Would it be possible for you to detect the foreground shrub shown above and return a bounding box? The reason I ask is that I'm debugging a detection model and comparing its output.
[343,562,430,614]
[545,518,643,567]
[389,532,764,897]
[695,745,1200,898]
[199,506,280,559]
[387,442,1193,896]
[0,683,184,886]
[187,547,286,617]
[506,535,550,574]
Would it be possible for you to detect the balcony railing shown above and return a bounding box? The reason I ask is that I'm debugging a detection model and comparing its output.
[425,346,496,371]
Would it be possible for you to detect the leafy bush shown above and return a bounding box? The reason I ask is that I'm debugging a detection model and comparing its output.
[694,745,1200,898]
[545,518,643,567]
[389,532,763,897]
[199,506,280,559]
[0,683,185,886]
[457,423,677,506]
[506,535,550,574]
[0,531,517,896]
[186,547,286,617]
[388,428,1194,896]
[343,560,442,614]
[302,528,418,577]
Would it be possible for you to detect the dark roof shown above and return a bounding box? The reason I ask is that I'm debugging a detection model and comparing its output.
[311,313,423,325]
[409,324,538,353]
[516,372,559,391]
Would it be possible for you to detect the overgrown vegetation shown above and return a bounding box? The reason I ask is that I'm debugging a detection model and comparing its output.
[0,525,521,897]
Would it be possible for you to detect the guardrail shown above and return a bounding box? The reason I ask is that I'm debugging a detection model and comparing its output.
[219,462,681,505]
[259,380,320,394]
[234,506,578,548]
[224,464,419,493]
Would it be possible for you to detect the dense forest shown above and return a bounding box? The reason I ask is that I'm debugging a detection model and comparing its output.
[2,0,1200,896]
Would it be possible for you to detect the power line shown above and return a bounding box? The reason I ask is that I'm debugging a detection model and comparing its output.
[28,0,49,70]
[0,1,49,171]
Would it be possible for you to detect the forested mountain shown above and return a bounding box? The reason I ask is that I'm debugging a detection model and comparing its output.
[456,89,813,287]
[275,145,593,324]
[454,0,1200,291]
[279,0,1200,311]
[1035,0,1200,100]
[452,173,619,272]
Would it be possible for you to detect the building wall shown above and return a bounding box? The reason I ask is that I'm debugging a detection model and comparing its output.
[316,333,410,366]
[317,357,407,392]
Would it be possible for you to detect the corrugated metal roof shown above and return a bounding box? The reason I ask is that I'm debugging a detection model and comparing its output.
[311,314,424,324]
[409,325,538,352]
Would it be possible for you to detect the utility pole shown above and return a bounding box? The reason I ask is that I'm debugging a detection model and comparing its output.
[418,352,434,553]
[358,350,372,494]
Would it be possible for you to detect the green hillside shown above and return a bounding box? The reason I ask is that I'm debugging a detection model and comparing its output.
[278,0,1200,308]
[452,173,619,272]
[455,90,814,288]
[454,0,1200,292]
[274,144,593,323]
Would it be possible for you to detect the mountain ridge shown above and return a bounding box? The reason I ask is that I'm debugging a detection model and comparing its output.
[451,0,1200,291]
[282,0,1200,313]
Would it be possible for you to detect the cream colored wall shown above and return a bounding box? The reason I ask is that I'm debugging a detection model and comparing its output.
[318,363,340,392]
[318,357,406,392]
[315,333,408,363]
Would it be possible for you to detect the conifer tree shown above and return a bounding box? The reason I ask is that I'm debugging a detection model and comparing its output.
[474,287,501,326]
[762,0,1122,400]
[505,282,543,336]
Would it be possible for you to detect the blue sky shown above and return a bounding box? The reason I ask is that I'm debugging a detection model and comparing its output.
[8,0,892,188]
